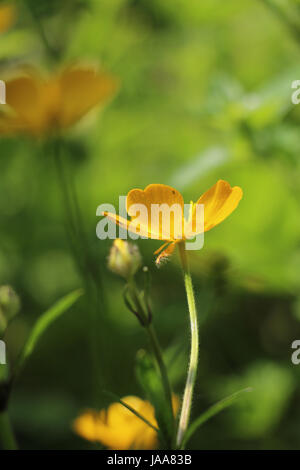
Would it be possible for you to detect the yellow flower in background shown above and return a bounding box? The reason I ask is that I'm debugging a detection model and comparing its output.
[0,3,15,34]
[0,65,118,136]
[74,396,158,450]
[103,180,243,265]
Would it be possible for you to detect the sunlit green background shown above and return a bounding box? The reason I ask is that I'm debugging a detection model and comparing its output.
[1,0,300,450]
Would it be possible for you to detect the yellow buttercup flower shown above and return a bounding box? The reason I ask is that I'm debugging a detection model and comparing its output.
[103,180,243,265]
[74,396,160,450]
[0,65,118,136]
[0,3,15,34]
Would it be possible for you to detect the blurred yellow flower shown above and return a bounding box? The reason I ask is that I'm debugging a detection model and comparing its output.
[103,180,243,264]
[0,3,15,34]
[73,396,158,450]
[0,65,118,136]
[74,395,179,450]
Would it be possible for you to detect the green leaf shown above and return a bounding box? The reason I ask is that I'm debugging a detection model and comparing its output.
[135,349,173,447]
[14,289,83,377]
[103,390,159,434]
[181,387,252,449]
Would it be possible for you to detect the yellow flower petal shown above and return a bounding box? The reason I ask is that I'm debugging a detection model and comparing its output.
[5,75,41,131]
[0,66,117,136]
[58,66,118,128]
[0,4,15,34]
[127,184,184,240]
[4,74,61,135]
[102,211,151,239]
[73,409,104,442]
[73,396,158,450]
[191,179,243,234]
[108,396,157,429]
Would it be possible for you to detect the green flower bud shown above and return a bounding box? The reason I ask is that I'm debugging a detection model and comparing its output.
[0,286,20,335]
[108,239,142,280]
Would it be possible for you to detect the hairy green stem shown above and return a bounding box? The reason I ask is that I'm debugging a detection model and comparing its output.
[0,411,17,450]
[176,242,199,448]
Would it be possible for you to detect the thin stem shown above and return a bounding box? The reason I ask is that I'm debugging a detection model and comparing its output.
[53,140,78,244]
[0,411,17,450]
[176,242,199,448]
[52,139,105,408]
[24,0,58,62]
[128,279,174,441]
[103,391,160,434]
[146,323,174,424]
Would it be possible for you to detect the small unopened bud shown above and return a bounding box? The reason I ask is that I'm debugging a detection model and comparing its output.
[0,286,20,335]
[108,239,142,280]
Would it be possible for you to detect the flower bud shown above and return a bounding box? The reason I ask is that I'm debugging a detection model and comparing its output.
[0,286,20,335]
[108,239,142,280]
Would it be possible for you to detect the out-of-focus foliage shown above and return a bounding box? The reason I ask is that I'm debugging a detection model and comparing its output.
[0,0,300,449]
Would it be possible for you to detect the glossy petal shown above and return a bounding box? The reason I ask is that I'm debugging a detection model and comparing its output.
[189,180,243,234]
[127,184,184,240]
[102,211,151,239]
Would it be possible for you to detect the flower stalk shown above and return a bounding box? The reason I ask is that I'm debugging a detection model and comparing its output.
[176,241,199,449]
[127,278,174,432]
[52,138,105,408]
[0,411,17,450]
[145,322,174,428]
[0,365,17,450]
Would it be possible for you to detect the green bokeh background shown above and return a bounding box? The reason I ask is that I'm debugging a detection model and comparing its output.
[1,0,300,449]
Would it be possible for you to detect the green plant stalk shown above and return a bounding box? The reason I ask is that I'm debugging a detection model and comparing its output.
[103,390,160,433]
[52,139,105,408]
[24,0,58,62]
[146,323,174,425]
[128,280,174,441]
[176,242,199,448]
[0,411,17,450]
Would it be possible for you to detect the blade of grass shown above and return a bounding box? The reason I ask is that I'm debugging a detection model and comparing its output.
[0,411,17,450]
[14,289,83,378]
[103,390,159,434]
[181,387,253,449]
